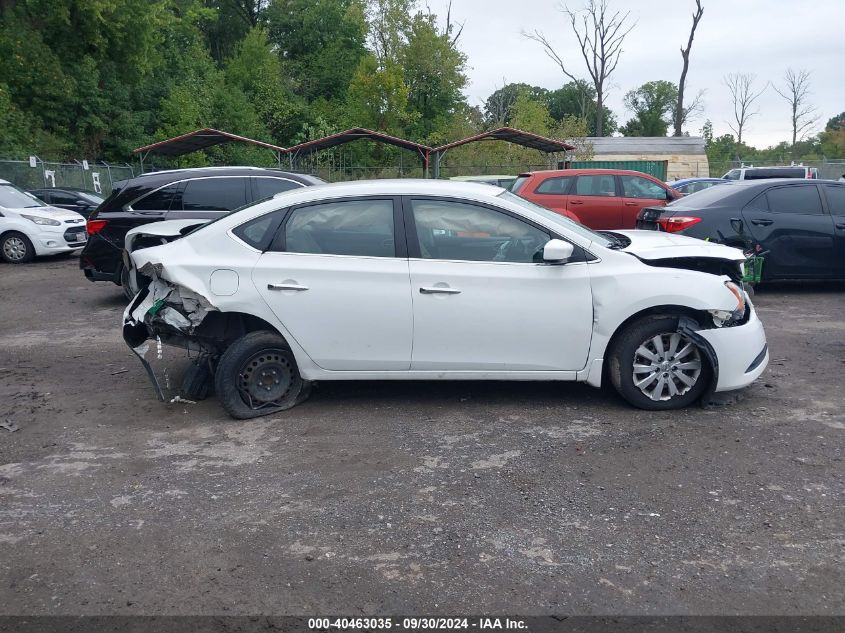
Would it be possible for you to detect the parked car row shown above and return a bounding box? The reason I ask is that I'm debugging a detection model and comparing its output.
[16,164,839,420]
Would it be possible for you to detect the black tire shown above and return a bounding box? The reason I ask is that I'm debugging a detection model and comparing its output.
[1,232,35,264]
[214,331,309,419]
[119,265,135,301]
[181,358,214,401]
[607,316,712,411]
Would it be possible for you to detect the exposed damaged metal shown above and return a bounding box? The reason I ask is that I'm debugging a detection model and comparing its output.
[633,255,744,284]
[123,269,219,401]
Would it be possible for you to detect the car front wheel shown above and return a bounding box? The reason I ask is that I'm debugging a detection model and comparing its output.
[214,331,310,419]
[1,232,35,263]
[608,316,712,410]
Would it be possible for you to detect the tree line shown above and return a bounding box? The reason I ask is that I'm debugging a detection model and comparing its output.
[0,0,841,174]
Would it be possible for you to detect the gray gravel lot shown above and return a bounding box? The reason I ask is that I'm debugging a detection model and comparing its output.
[0,256,843,616]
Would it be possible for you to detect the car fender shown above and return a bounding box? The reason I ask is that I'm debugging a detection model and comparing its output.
[584,262,741,365]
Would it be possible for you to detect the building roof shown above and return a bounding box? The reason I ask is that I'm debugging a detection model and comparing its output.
[133,128,287,157]
[434,127,575,153]
[584,136,706,155]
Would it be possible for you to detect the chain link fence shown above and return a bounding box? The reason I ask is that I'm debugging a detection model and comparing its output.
[0,159,135,196]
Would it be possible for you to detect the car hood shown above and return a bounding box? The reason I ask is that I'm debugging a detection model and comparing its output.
[613,230,745,262]
[125,219,211,252]
[2,205,85,223]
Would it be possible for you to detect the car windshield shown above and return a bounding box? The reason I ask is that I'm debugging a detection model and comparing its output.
[497,191,613,248]
[0,184,46,209]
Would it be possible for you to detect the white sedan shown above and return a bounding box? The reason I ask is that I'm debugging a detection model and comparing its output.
[0,180,87,263]
[123,180,768,419]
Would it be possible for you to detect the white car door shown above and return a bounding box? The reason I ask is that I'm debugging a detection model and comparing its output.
[251,198,413,371]
[406,197,594,371]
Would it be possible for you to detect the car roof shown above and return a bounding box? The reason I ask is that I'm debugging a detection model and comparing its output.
[127,166,320,187]
[281,178,505,198]
[30,186,99,193]
[518,168,662,178]
[669,178,725,185]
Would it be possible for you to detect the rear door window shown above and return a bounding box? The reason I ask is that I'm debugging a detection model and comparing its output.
[822,184,845,215]
[279,199,396,257]
[534,176,573,195]
[765,185,824,215]
[131,184,179,211]
[179,177,248,212]
[573,175,617,197]
[253,177,303,202]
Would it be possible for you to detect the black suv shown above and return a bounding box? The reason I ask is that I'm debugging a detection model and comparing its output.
[79,167,324,289]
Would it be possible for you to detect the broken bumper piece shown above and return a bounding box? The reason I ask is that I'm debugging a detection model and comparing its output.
[122,274,218,401]
[697,300,768,392]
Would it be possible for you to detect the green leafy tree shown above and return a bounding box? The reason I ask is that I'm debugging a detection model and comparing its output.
[267,0,368,101]
[345,54,416,134]
[620,80,678,136]
[546,81,616,135]
[483,83,549,127]
[401,11,467,140]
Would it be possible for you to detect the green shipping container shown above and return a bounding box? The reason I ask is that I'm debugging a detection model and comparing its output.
[569,160,668,181]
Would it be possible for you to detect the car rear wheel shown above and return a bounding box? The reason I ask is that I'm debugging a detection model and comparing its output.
[1,232,35,264]
[214,331,310,419]
[608,316,712,410]
[119,265,135,301]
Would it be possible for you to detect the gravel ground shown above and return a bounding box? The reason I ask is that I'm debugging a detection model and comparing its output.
[0,256,843,616]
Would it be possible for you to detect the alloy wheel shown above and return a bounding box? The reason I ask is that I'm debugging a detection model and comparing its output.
[3,236,27,262]
[632,333,702,401]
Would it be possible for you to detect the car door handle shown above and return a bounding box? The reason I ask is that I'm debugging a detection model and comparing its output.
[569,200,584,205]
[267,283,309,291]
[419,286,461,295]
[836,223,845,230]
[624,201,638,206]
[750,219,774,226]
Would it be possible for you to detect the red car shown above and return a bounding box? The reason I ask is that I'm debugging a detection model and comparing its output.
[511,169,681,230]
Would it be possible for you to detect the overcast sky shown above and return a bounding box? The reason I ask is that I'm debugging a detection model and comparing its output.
[425,0,843,147]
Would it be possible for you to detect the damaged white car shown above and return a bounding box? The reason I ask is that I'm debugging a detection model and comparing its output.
[123,180,768,419]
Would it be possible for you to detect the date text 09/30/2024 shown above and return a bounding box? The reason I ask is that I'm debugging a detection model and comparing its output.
[308,618,528,630]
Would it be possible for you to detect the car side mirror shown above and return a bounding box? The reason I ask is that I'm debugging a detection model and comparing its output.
[543,239,574,263]
[666,189,676,201]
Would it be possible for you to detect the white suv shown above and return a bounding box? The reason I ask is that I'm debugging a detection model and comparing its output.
[722,165,819,180]
[0,180,87,263]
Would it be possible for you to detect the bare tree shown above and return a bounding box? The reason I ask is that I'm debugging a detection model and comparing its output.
[723,73,766,145]
[524,0,635,137]
[674,0,704,136]
[774,68,820,155]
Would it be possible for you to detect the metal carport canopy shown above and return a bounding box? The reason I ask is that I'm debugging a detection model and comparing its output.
[133,128,288,168]
[432,127,576,154]
[286,127,432,171]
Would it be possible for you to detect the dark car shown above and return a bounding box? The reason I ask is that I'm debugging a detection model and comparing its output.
[79,167,325,290]
[636,179,845,281]
[29,187,105,219]
[666,178,727,195]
